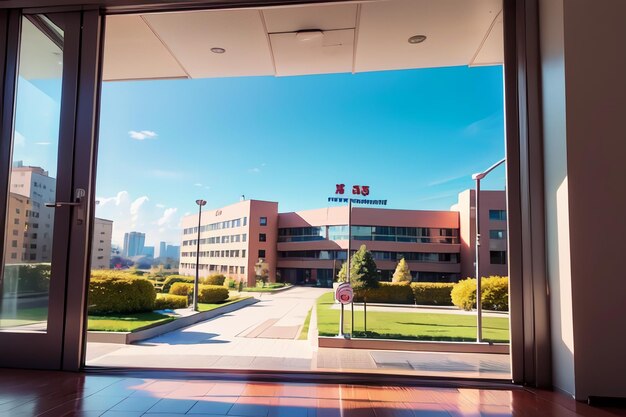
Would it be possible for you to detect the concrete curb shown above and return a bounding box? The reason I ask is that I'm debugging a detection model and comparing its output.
[240,284,294,294]
[318,336,510,354]
[87,297,258,345]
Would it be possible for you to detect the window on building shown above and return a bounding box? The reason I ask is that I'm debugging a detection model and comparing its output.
[489,230,507,239]
[11,240,17,248]
[258,249,266,258]
[240,266,245,274]
[489,210,507,221]
[242,250,246,258]
[259,233,266,242]
[242,234,247,242]
[260,217,267,226]
[10,253,17,259]
[13,218,19,225]
[243,217,247,226]
[490,250,507,264]
[12,230,17,236]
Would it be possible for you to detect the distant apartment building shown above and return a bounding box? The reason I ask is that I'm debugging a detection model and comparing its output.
[179,191,508,287]
[123,231,145,257]
[91,218,113,269]
[7,163,56,263]
[159,242,167,258]
[158,241,180,260]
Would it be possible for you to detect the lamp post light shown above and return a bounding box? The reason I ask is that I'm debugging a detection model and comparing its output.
[471,158,505,343]
[193,199,207,312]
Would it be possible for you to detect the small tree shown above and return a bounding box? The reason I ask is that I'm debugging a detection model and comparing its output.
[349,245,379,334]
[392,258,412,283]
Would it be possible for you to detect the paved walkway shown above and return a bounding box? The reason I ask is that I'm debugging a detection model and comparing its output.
[86,286,511,379]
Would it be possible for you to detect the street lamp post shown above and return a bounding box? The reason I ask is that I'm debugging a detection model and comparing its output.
[471,158,505,343]
[193,199,207,312]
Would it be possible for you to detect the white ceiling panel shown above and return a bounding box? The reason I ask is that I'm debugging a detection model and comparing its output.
[143,10,275,79]
[355,0,502,72]
[471,12,504,66]
[103,15,187,81]
[270,29,355,76]
[262,3,358,33]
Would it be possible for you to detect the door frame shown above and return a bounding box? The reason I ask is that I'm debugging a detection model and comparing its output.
[0,0,552,387]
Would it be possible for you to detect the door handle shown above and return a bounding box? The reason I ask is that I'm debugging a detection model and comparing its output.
[45,188,87,225]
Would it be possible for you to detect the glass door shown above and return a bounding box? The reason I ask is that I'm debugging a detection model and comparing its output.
[0,11,87,369]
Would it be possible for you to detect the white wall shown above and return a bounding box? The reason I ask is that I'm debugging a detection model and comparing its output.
[540,0,626,400]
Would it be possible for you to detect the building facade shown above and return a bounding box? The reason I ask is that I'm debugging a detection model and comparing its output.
[123,231,145,257]
[91,218,113,270]
[179,191,507,287]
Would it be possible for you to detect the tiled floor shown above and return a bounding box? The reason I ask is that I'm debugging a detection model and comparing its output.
[0,369,625,417]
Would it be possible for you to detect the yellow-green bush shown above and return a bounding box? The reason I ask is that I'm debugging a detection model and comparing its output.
[203,274,226,286]
[88,274,155,314]
[155,294,188,310]
[411,283,454,306]
[198,285,229,303]
[451,276,509,311]
[161,275,194,293]
[169,282,194,296]
[354,282,414,304]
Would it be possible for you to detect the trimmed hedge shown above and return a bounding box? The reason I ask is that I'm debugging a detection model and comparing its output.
[170,282,194,296]
[198,285,229,303]
[3,264,51,294]
[354,282,414,304]
[169,282,229,304]
[411,283,454,306]
[89,274,155,314]
[161,275,194,293]
[203,274,226,286]
[451,276,509,311]
[155,294,188,310]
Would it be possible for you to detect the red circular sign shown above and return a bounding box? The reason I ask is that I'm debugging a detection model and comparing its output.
[335,283,354,305]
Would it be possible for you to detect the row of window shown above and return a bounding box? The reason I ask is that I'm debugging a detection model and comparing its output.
[181,249,246,258]
[182,233,247,246]
[278,250,459,263]
[183,217,248,235]
[278,225,460,244]
[180,263,246,275]
[489,210,507,221]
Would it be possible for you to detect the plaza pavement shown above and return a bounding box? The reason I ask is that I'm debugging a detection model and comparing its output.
[86,286,510,379]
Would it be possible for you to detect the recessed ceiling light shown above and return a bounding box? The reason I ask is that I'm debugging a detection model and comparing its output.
[408,35,427,44]
[210,47,226,54]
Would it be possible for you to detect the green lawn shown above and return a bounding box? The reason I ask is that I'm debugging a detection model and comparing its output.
[0,307,48,328]
[298,307,313,340]
[88,311,174,332]
[316,292,510,343]
[240,283,291,292]
[88,296,251,332]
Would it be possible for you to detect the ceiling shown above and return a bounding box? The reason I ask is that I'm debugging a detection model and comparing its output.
[98,0,504,81]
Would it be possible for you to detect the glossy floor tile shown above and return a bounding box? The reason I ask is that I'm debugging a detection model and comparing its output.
[0,369,624,417]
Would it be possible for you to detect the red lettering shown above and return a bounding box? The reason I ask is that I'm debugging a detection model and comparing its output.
[361,186,370,196]
[352,185,361,195]
[335,184,345,195]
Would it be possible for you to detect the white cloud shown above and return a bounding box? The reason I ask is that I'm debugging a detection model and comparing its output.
[204,186,211,190]
[157,207,178,227]
[35,142,51,146]
[248,167,261,173]
[155,203,165,208]
[427,173,469,187]
[194,183,202,187]
[97,191,129,207]
[130,196,149,225]
[128,130,158,140]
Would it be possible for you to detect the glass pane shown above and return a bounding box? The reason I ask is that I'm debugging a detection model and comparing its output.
[0,17,64,332]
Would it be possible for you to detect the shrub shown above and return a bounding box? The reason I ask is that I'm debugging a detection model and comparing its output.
[392,258,412,283]
[3,264,51,294]
[89,274,155,314]
[411,283,454,306]
[169,282,194,296]
[203,274,226,286]
[451,276,509,311]
[161,275,194,293]
[224,278,236,289]
[354,282,414,304]
[155,294,188,310]
[198,285,229,303]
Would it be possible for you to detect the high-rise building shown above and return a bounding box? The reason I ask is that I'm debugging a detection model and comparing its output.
[91,218,113,269]
[8,162,56,263]
[142,246,154,258]
[165,245,180,260]
[158,241,167,258]
[123,231,145,257]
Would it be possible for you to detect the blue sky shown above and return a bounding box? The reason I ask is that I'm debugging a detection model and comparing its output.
[17,65,506,247]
